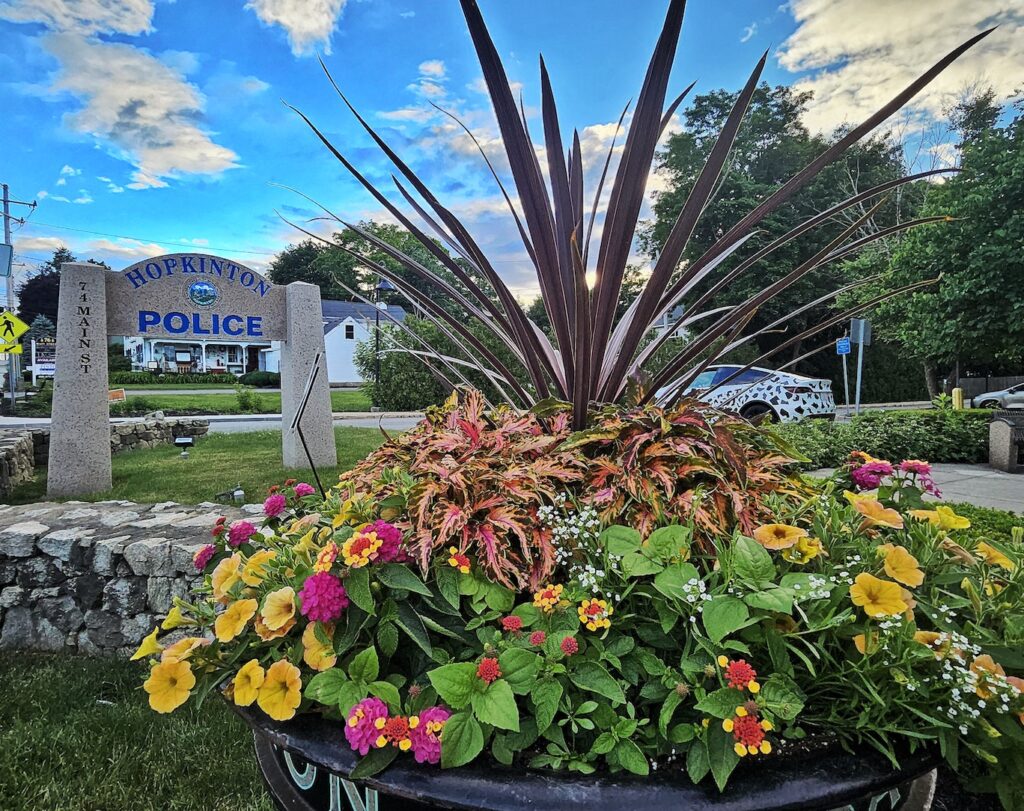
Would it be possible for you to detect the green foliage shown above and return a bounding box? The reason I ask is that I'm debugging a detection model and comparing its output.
[237,371,281,387]
[107,342,132,372]
[773,409,991,468]
[109,372,238,385]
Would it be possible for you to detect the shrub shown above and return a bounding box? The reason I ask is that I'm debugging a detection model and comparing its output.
[774,409,990,468]
[109,372,238,385]
[238,371,280,388]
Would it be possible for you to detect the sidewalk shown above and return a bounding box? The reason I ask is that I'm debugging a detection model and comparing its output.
[811,463,1023,513]
[0,411,425,432]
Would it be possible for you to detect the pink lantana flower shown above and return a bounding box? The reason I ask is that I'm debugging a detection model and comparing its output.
[345,698,389,756]
[294,482,316,498]
[298,572,349,623]
[409,706,450,764]
[370,520,408,563]
[263,493,287,517]
[227,520,257,547]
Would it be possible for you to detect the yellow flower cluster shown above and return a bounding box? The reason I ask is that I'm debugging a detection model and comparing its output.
[577,598,612,632]
[533,583,564,613]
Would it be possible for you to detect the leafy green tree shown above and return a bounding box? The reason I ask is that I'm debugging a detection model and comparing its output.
[17,248,109,326]
[640,84,922,362]
[868,101,1024,384]
[267,238,364,300]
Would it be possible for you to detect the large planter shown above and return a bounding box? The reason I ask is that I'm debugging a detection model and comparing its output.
[235,705,939,811]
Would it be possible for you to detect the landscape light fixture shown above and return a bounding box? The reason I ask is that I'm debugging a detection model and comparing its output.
[174,435,194,460]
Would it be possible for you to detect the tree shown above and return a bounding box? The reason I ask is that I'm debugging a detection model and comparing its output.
[24,314,55,343]
[868,100,1024,383]
[267,238,364,300]
[640,84,923,362]
[16,248,108,326]
[527,264,647,339]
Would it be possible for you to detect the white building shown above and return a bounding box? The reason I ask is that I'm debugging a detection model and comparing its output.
[122,299,407,384]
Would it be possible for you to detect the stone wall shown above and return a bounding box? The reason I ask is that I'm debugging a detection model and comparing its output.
[0,417,210,499]
[0,500,255,655]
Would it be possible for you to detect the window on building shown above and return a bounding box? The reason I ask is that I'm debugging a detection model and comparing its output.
[227,346,240,363]
[345,324,355,339]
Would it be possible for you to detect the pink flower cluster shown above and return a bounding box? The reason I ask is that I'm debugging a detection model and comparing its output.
[193,543,216,571]
[298,572,349,623]
[294,482,316,498]
[345,698,389,756]
[851,460,894,489]
[263,493,287,517]
[343,698,450,765]
[227,520,257,547]
[368,520,408,563]
[409,706,451,764]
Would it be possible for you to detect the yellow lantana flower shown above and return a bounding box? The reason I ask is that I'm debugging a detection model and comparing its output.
[144,660,195,713]
[342,530,382,568]
[909,505,971,531]
[131,626,162,661]
[533,584,564,613]
[302,623,337,671]
[849,573,907,618]
[447,547,471,574]
[314,542,339,574]
[975,542,1016,571]
[211,553,242,603]
[215,598,259,643]
[258,660,303,721]
[752,524,807,550]
[577,598,612,632]
[161,636,209,664]
[854,499,904,530]
[262,587,297,631]
[782,536,824,564]
[240,550,277,587]
[882,545,925,588]
[232,659,265,707]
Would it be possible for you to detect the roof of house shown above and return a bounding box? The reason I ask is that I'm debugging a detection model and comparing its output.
[322,299,408,335]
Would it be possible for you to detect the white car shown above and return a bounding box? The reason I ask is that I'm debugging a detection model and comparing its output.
[667,364,836,423]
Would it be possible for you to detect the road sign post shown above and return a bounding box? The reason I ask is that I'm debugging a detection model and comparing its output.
[0,310,29,409]
[850,319,872,416]
[836,337,851,417]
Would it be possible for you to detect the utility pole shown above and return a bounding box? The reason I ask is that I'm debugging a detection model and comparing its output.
[2,183,38,410]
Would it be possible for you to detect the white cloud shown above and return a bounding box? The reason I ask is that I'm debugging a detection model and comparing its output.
[418,60,446,79]
[378,107,436,123]
[741,23,758,43]
[245,0,348,56]
[49,195,70,202]
[86,237,167,258]
[36,190,49,199]
[161,49,201,76]
[43,33,239,187]
[73,189,94,204]
[55,177,66,186]
[399,10,415,18]
[0,0,153,35]
[18,235,66,252]
[778,0,1024,134]
[60,164,80,176]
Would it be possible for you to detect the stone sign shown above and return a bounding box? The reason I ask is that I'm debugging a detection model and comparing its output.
[47,256,337,497]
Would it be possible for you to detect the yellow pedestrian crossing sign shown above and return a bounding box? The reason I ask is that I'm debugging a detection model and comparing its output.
[0,342,22,354]
[0,310,28,344]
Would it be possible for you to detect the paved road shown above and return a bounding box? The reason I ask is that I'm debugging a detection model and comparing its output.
[0,413,424,434]
[811,463,1023,513]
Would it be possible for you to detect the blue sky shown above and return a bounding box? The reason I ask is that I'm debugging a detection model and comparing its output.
[1,0,1020,299]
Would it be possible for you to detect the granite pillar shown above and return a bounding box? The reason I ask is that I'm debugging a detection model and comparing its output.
[280,282,337,469]
[48,263,112,497]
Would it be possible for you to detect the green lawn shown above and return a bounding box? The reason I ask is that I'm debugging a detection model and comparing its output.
[109,389,371,416]
[0,653,273,811]
[7,427,384,504]
[119,383,238,390]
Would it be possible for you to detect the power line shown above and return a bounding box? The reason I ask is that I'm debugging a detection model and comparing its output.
[20,219,279,257]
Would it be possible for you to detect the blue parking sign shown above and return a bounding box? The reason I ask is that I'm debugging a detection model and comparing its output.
[836,337,851,355]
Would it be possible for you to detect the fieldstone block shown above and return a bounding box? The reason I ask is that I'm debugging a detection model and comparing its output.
[38,527,95,561]
[76,629,102,656]
[123,538,175,576]
[33,616,70,651]
[147,578,174,613]
[0,586,25,609]
[103,576,148,614]
[99,510,142,528]
[120,613,154,646]
[171,542,207,574]
[70,573,106,610]
[62,507,100,522]
[0,562,16,586]
[0,521,48,557]
[16,557,65,589]
[29,587,62,601]
[85,610,125,648]
[90,535,132,575]
[0,607,34,649]
[129,513,191,529]
[37,596,84,634]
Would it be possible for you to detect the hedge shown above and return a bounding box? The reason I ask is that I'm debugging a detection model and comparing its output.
[109,372,238,385]
[773,409,991,469]
[237,371,281,387]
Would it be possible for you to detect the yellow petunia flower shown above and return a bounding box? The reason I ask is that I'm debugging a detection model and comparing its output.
[240,550,277,587]
[849,573,907,618]
[211,553,243,603]
[577,598,613,632]
[160,636,209,664]
[975,542,1015,571]
[144,659,195,714]
[843,490,875,506]
[853,631,879,655]
[215,598,259,643]
[909,505,970,531]
[302,622,337,671]
[782,536,824,565]
[533,584,564,613]
[131,626,162,661]
[254,613,295,641]
[752,524,807,550]
[854,499,904,530]
[160,605,187,630]
[232,659,265,707]
[262,587,297,631]
[882,545,925,588]
[257,660,303,721]
[913,630,953,659]
[970,655,1006,700]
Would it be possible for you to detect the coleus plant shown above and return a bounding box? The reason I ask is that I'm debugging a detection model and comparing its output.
[282,0,991,429]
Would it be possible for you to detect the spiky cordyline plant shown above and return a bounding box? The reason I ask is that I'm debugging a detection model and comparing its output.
[285,0,990,430]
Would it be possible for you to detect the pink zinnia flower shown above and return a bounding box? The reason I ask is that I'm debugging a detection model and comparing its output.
[409,706,450,764]
[193,543,216,571]
[900,459,931,476]
[851,460,893,490]
[345,697,389,756]
[263,493,287,517]
[298,572,349,623]
[227,520,257,547]
[370,520,407,563]
[294,482,316,498]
